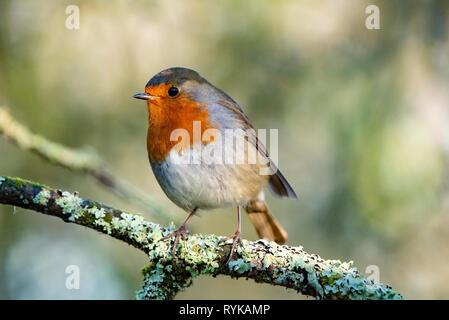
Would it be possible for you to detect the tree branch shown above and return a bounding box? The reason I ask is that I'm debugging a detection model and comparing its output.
[0,106,175,223]
[0,175,402,300]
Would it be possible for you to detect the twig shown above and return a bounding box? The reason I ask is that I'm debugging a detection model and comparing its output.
[0,175,403,300]
[0,106,175,223]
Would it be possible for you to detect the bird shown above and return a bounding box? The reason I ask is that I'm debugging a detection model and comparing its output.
[134,67,297,261]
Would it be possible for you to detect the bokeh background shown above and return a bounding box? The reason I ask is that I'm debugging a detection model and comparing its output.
[1,0,449,299]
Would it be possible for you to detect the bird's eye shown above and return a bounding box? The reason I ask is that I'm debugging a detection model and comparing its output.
[168,86,179,97]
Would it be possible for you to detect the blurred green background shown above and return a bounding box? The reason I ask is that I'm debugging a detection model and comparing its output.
[1,0,449,299]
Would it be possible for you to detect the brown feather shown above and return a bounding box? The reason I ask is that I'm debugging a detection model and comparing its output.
[245,199,287,245]
[217,98,297,199]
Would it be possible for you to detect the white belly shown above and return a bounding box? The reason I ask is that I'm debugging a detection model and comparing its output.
[150,141,268,212]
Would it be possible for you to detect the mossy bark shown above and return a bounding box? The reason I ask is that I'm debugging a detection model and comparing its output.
[0,176,403,300]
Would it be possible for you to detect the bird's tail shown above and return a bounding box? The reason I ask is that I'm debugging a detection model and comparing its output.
[244,193,287,245]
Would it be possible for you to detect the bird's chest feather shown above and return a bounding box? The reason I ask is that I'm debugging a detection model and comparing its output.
[146,99,268,210]
[150,133,268,211]
[146,97,214,162]
[151,141,247,210]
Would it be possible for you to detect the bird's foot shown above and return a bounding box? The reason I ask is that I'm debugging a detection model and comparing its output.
[220,230,244,263]
[162,225,189,256]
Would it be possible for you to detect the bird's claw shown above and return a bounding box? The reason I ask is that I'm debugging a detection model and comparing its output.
[162,225,188,256]
[220,231,244,263]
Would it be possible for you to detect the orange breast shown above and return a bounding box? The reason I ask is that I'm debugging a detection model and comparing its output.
[146,87,214,162]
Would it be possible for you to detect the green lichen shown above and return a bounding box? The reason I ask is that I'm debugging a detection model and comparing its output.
[1,176,403,300]
[136,232,228,300]
[87,207,113,234]
[9,177,30,189]
[87,206,106,219]
[55,191,84,221]
[137,261,192,300]
[262,253,275,268]
[135,233,403,300]
[228,259,251,274]
[94,218,112,234]
[110,212,152,243]
[33,189,51,206]
[0,176,51,190]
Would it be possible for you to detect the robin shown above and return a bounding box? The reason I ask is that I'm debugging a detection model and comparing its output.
[134,67,297,261]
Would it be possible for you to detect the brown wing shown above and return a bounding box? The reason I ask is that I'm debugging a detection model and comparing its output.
[218,98,297,199]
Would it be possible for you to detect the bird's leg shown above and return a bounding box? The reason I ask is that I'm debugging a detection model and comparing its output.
[162,208,197,256]
[220,206,243,263]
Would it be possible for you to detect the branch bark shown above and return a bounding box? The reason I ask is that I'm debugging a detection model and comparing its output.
[0,175,403,300]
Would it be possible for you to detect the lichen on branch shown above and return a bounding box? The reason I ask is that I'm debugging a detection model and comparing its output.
[0,175,403,300]
[0,106,173,223]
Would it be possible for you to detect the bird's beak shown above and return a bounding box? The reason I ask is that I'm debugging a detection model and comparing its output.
[133,93,155,100]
